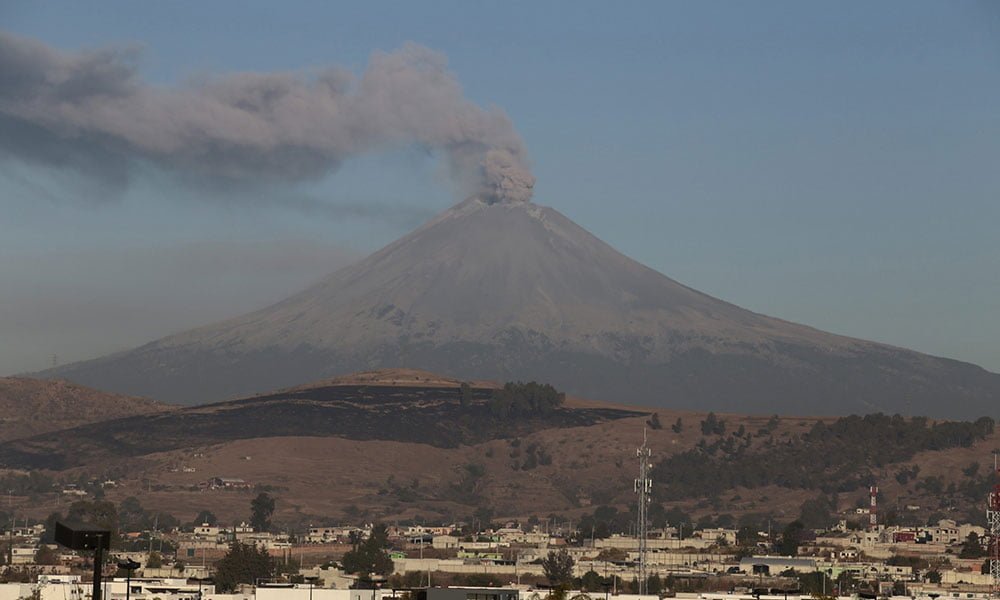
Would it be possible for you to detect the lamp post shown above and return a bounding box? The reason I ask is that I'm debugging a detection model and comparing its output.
[118,558,141,600]
[54,522,110,600]
[303,576,320,600]
[191,576,212,600]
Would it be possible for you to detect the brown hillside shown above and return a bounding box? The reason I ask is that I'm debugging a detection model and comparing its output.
[2,370,997,530]
[0,377,169,442]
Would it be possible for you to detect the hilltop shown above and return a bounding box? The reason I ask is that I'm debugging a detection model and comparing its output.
[0,377,168,442]
[0,370,638,470]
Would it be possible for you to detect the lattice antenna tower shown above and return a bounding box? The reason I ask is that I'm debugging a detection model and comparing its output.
[635,427,652,595]
[989,453,1000,599]
[869,485,878,531]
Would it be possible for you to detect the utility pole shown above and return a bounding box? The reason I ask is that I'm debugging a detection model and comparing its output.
[634,428,652,595]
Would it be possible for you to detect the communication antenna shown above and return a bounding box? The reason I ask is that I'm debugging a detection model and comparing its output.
[869,485,878,531]
[989,453,1000,599]
[634,427,652,595]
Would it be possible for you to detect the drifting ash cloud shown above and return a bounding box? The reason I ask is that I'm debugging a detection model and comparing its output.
[0,31,535,205]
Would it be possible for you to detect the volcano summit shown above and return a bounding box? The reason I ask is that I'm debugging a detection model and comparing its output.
[45,198,1000,417]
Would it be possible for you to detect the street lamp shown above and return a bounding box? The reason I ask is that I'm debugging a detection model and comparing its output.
[191,576,212,600]
[118,558,141,600]
[304,576,319,600]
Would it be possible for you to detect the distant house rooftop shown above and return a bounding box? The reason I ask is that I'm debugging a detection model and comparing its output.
[740,556,818,571]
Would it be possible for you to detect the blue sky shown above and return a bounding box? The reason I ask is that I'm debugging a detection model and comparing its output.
[2,1,999,375]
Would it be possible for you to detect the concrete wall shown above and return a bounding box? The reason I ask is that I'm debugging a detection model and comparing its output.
[393,558,545,577]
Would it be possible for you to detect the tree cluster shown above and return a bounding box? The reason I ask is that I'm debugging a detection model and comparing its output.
[0,472,55,497]
[700,412,726,435]
[777,520,806,556]
[488,382,564,420]
[250,493,275,532]
[652,413,995,499]
[341,524,394,578]
[959,532,986,559]
[214,541,275,592]
[541,549,575,587]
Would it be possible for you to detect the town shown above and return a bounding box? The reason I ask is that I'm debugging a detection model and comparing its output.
[2,481,997,600]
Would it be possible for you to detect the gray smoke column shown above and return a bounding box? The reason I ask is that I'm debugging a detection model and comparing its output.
[0,31,534,205]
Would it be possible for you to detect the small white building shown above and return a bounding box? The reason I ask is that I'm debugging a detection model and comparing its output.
[432,535,459,549]
[11,545,37,565]
[194,524,222,538]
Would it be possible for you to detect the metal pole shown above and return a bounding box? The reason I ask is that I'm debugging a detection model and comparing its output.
[92,536,103,600]
[634,428,651,596]
[988,454,1000,599]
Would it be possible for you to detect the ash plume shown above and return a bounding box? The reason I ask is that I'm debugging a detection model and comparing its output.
[0,31,534,205]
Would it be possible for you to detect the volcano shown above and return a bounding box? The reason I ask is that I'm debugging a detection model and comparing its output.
[44,198,1000,417]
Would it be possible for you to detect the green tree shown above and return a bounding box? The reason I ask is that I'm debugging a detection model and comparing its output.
[214,541,275,592]
[193,510,218,526]
[489,382,564,420]
[580,571,605,592]
[40,513,62,544]
[275,556,301,576]
[34,545,58,565]
[646,574,662,594]
[341,524,394,577]
[798,495,834,529]
[595,548,627,562]
[701,412,726,435]
[795,571,833,595]
[473,506,495,529]
[777,520,805,556]
[671,418,683,434]
[962,462,980,478]
[119,497,147,531]
[647,413,662,430]
[959,532,985,558]
[146,552,163,569]
[541,549,574,587]
[250,493,275,533]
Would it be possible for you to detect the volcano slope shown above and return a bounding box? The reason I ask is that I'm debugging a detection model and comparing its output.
[43,198,1000,417]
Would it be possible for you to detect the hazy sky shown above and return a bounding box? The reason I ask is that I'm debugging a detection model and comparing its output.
[2,1,999,376]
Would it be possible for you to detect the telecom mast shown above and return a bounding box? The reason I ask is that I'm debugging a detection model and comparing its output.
[635,428,652,595]
[988,454,1000,599]
[869,485,878,531]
